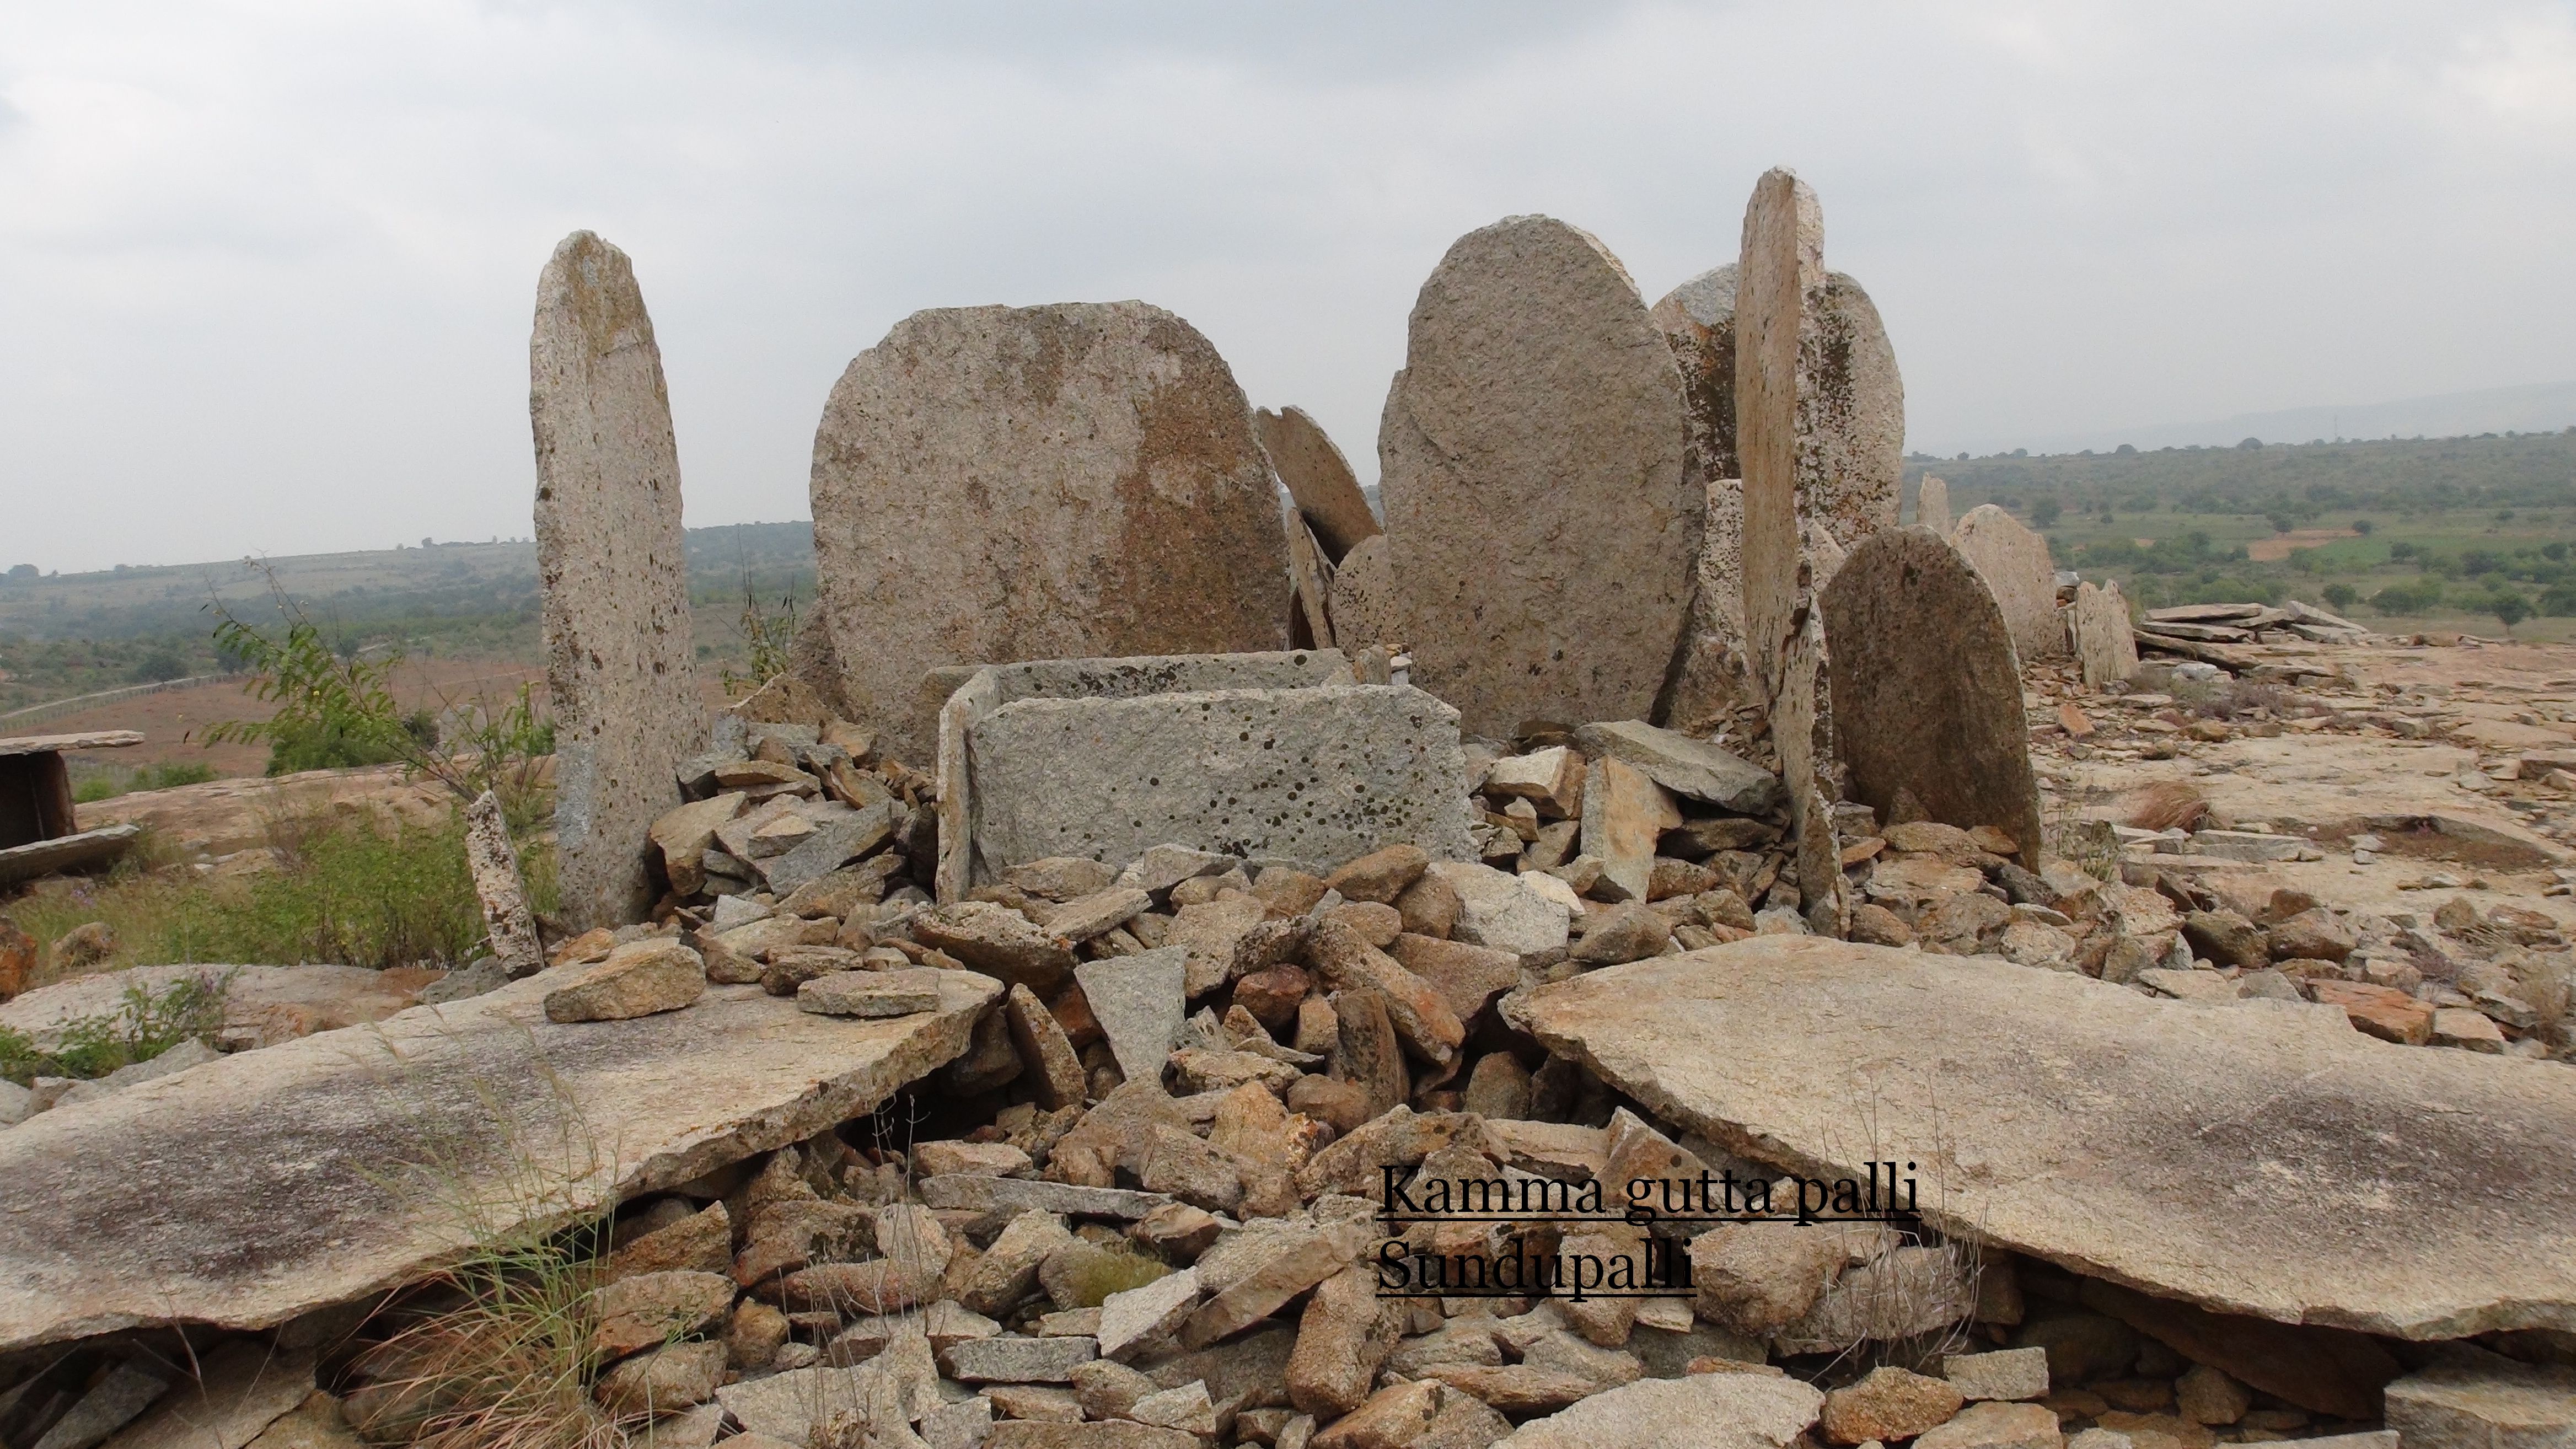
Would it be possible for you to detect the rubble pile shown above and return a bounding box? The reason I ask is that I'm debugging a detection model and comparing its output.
[11,167,2576,1449]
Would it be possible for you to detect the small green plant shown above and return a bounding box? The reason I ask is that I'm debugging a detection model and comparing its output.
[0,969,234,1086]
[206,572,554,824]
[2321,582,2359,611]
[718,572,800,697]
[70,760,218,804]
[2491,592,2533,632]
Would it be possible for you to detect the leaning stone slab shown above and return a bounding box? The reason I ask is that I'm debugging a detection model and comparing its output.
[944,657,1471,897]
[1574,721,1781,814]
[0,965,999,1354]
[1256,405,1380,564]
[532,231,704,930]
[1379,214,1696,737]
[1509,937,2576,1339]
[808,301,1292,765]
[1952,505,2065,662]
[1821,528,2044,868]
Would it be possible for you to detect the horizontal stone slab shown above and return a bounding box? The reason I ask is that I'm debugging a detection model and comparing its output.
[0,968,999,1354]
[0,730,144,756]
[1507,937,2576,1339]
[916,1174,1175,1221]
[0,824,140,886]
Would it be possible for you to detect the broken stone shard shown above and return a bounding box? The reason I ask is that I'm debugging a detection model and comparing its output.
[1511,937,2576,1339]
[1255,405,1381,564]
[1379,213,1696,737]
[1951,505,2066,663]
[809,301,1292,765]
[532,230,704,929]
[1821,527,2045,871]
[2069,581,2140,689]
[1574,721,1782,815]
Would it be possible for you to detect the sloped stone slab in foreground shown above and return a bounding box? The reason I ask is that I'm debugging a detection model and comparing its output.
[0,967,1000,1354]
[1506,937,2576,1339]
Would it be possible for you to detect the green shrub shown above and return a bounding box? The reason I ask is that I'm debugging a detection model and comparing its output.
[0,969,234,1086]
[71,760,219,803]
[2321,583,2359,611]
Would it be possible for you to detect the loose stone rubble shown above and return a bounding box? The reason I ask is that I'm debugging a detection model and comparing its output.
[532,230,706,930]
[15,169,2576,1449]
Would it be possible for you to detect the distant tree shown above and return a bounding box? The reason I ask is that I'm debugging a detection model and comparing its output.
[2322,583,2359,610]
[2031,498,2063,527]
[2115,443,2137,455]
[2546,541,2569,562]
[2387,541,2419,561]
[2353,519,2375,535]
[2267,511,2295,534]
[2492,592,2532,632]
[4,564,33,580]
[2239,437,2264,450]
[2462,550,2503,576]
[129,649,186,683]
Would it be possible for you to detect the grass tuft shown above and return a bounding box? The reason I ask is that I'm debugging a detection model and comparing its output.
[2124,780,2211,833]
[0,968,233,1086]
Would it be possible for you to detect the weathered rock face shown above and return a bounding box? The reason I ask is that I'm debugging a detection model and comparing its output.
[1820,528,2044,868]
[809,301,1293,764]
[531,231,704,929]
[2069,581,2140,689]
[1255,405,1380,564]
[1379,214,1696,737]
[1510,938,2576,1339]
[0,967,999,1354]
[1951,505,2064,662]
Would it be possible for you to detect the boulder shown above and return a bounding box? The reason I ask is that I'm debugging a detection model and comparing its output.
[1495,1372,1823,1449]
[1255,405,1380,564]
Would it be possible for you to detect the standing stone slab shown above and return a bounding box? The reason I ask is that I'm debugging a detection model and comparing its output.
[1914,475,1950,535]
[1820,528,2044,867]
[2070,581,2140,689]
[1255,405,1380,563]
[1379,215,1695,737]
[1952,505,2065,662]
[809,302,1292,765]
[464,790,544,978]
[532,231,703,930]
[1658,236,1903,738]
[1734,170,1841,924]
[1511,938,2576,1339]
[1282,501,1335,652]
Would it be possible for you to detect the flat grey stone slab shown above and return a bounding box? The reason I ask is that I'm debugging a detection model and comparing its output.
[916,1174,1173,1221]
[943,1335,1099,1384]
[1509,936,2576,1339]
[799,968,944,1018]
[1075,948,1188,1084]
[0,824,139,886]
[0,967,999,1354]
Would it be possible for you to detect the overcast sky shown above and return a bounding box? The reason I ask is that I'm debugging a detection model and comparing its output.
[5,2,2573,573]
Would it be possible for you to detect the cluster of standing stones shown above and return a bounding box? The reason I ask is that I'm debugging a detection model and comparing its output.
[15,168,2561,1449]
